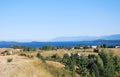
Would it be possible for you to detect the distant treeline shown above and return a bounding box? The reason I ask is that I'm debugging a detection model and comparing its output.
[11,44,115,51]
[10,43,117,51]
[11,46,36,51]
[40,44,116,50]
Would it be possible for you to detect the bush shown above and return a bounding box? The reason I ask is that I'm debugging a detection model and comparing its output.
[51,54,61,61]
[93,49,99,53]
[36,53,46,62]
[51,54,60,59]
[36,53,43,59]
[27,55,34,58]
[7,58,13,63]
[41,46,55,50]
[19,53,26,56]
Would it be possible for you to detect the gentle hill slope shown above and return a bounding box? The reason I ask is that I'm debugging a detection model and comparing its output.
[0,55,54,77]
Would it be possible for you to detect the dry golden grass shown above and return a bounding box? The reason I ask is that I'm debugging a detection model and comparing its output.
[46,60,65,68]
[40,49,98,57]
[40,49,67,58]
[15,49,98,59]
[105,48,120,56]
[16,48,120,58]
[0,55,54,77]
[12,58,54,77]
[3,48,120,77]
[70,49,93,52]
[12,60,54,77]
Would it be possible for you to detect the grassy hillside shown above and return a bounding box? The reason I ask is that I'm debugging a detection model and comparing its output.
[0,55,54,77]
[0,48,120,77]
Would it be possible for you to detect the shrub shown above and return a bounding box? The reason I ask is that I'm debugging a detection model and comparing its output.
[41,46,55,50]
[93,49,99,53]
[19,53,26,56]
[51,54,60,59]
[36,53,43,59]
[27,55,34,58]
[7,58,13,63]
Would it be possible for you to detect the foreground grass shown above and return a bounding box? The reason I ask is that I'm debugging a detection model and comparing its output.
[12,58,54,77]
[0,55,54,77]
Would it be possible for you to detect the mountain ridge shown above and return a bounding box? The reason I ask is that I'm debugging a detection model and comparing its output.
[51,34,120,41]
[0,34,120,42]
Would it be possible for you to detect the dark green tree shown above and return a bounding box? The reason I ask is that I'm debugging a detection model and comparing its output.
[113,55,120,76]
[37,53,43,59]
[88,60,99,77]
[41,45,55,50]
[98,51,115,77]
[62,53,70,64]
[101,44,107,48]
[77,55,89,77]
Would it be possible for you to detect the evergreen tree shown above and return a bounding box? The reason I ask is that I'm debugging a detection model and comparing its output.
[77,55,89,77]
[87,61,99,77]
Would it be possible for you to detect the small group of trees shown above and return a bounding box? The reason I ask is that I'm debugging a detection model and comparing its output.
[61,51,120,77]
[74,45,90,49]
[36,53,61,62]
[98,44,115,48]
[41,45,73,50]
[36,50,120,77]
[100,44,108,48]
[41,45,91,50]
[41,46,56,50]
[56,46,71,49]
[23,47,36,51]
[62,53,89,77]
[11,46,36,51]
[40,44,115,51]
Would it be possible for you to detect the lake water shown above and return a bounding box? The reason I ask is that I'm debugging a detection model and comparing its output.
[0,41,120,48]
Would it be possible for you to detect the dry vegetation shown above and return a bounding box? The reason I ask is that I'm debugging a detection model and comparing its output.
[40,49,98,58]
[107,48,120,56]
[46,60,65,68]
[0,55,54,77]
[0,48,120,77]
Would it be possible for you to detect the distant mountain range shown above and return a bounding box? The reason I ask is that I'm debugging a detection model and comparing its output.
[52,34,120,41]
[0,34,120,48]
[0,34,120,42]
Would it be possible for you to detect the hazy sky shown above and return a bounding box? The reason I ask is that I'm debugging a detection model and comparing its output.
[0,0,120,41]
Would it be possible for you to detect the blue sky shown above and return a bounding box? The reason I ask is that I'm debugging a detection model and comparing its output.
[0,0,120,41]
